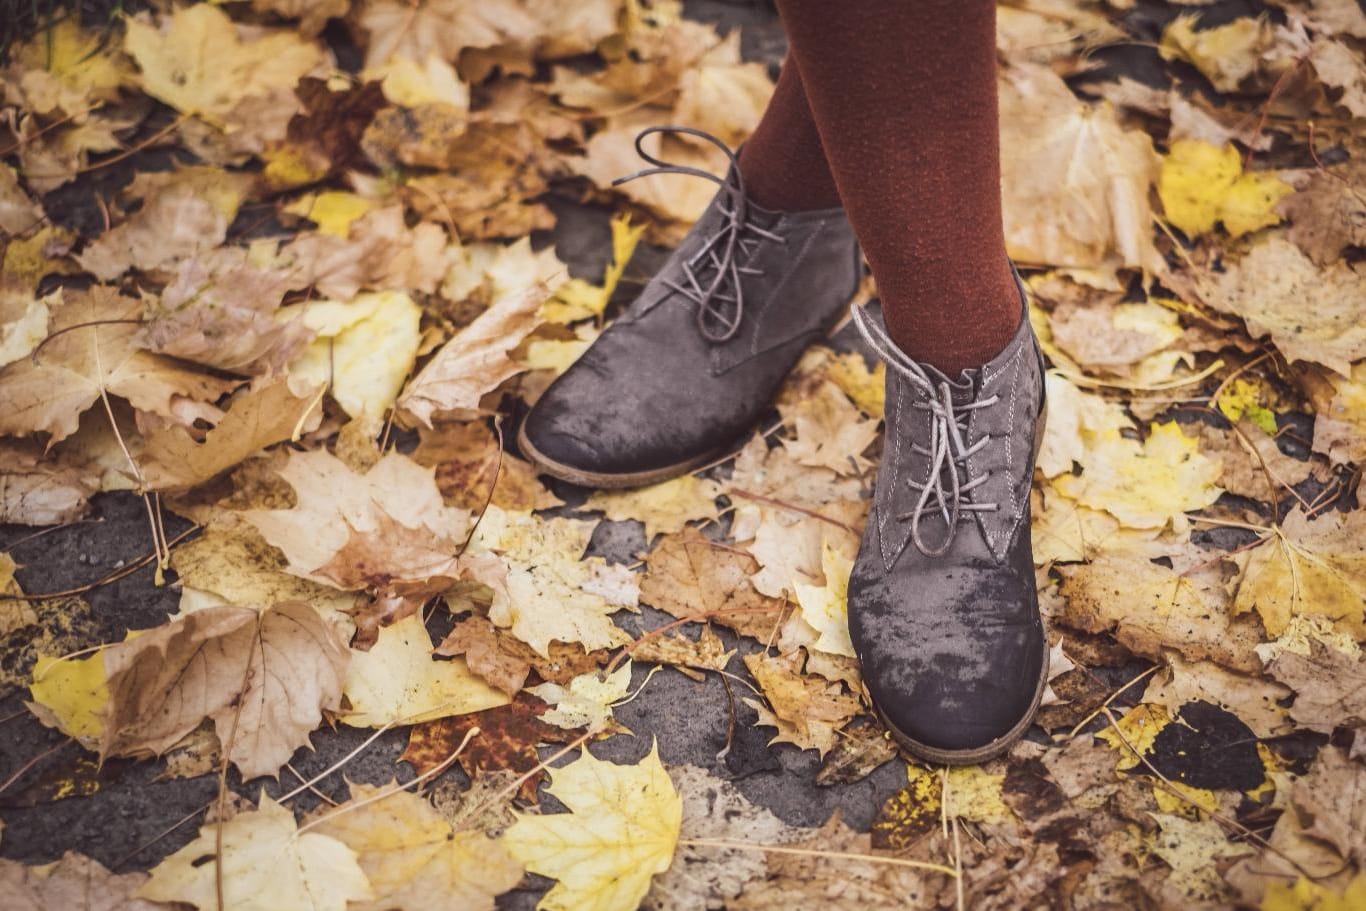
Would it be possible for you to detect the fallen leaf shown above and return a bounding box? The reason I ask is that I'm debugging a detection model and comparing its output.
[0,439,97,525]
[1266,638,1366,733]
[244,448,472,596]
[435,615,535,695]
[1160,15,1275,92]
[779,381,878,476]
[305,782,523,911]
[1311,38,1366,118]
[414,419,562,512]
[0,851,163,911]
[632,625,734,681]
[282,290,423,431]
[1159,139,1292,238]
[139,795,372,911]
[1057,556,1263,673]
[0,285,236,445]
[1280,159,1366,264]
[143,380,321,490]
[399,283,549,426]
[101,601,349,780]
[124,4,325,126]
[792,539,856,658]
[1233,507,1366,639]
[341,613,509,727]
[1141,652,1293,738]
[502,740,683,911]
[584,475,723,539]
[401,694,584,803]
[465,506,636,657]
[639,529,789,640]
[1202,235,1366,375]
[528,661,633,733]
[744,651,860,756]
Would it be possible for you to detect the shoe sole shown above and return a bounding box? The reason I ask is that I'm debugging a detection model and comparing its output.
[871,395,1052,766]
[517,420,739,489]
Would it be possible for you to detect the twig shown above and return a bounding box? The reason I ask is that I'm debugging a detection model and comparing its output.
[679,838,958,877]
[729,488,860,536]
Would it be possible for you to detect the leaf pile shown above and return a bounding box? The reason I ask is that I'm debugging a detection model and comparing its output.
[3,1,1366,909]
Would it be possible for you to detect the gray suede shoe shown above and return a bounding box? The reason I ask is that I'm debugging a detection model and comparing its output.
[847,281,1049,765]
[518,126,860,488]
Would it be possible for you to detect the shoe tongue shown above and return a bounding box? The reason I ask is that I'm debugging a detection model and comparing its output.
[920,360,980,406]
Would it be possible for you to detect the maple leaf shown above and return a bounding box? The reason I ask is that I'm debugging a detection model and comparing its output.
[1141,652,1293,739]
[1301,361,1366,466]
[743,651,861,756]
[401,694,586,803]
[282,290,422,430]
[0,852,163,911]
[1159,15,1276,92]
[543,213,646,324]
[632,624,735,682]
[138,254,311,374]
[276,205,449,300]
[502,741,683,911]
[998,63,1161,275]
[341,613,509,727]
[0,438,97,525]
[76,167,256,281]
[1289,746,1366,866]
[306,782,523,911]
[1232,507,1366,639]
[1311,38,1366,118]
[123,4,326,125]
[528,661,633,733]
[101,601,349,780]
[1280,159,1366,265]
[1202,235,1366,375]
[1266,639,1366,733]
[435,615,537,695]
[0,168,44,255]
[1057,556,1264,673]
[142,380,321,491]
[244,448,472,596]
[357,0,541,69]
[398,282,549,427]
[4,20,133,118]
[670,31,774,148]
[0,285,236,445]
[139,795,372,911]
[413,420,563,512]
[792,539,856,658]
[465,506,636,657]
[778,381,879,476]
[1159,140,1292,238]
[584,476,723,540]
[639,528,789,640]
[253,0,351,36]
[1051,420,1223,531]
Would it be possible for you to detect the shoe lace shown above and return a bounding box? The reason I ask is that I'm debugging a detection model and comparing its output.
[612,125,787,344]
[851,306,1000,557]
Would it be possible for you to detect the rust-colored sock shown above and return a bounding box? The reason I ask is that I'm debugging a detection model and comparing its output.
[775,0,1020,375]
[736,62,842,212]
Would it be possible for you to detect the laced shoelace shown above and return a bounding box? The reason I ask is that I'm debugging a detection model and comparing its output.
[612,125,787,343]
[852,306,1001,557]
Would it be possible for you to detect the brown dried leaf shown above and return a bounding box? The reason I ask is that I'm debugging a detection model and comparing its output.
[0,852,165,911]
[743,650,861,756]
[413,420,561,512]
[0,286,237,445]
[1266,639,1366,732]
[102,602,349,780]
[640,529,790,640]
[1280,161,1366,265]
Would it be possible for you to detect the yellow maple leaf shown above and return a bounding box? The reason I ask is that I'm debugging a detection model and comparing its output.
[139,796,373,911]
[341,613,510,727]
[584,475,722,540]
[825,351,886,419]
[906,764,1013,824]
[284,290,422,430]
[13,20,133,116]
[27,651,109,746]
[285,191,380,237]
[1052,420,1223,530]
[368,54,471,112]
[502,741,682,911]
[1233,508,1366,639]
[1160,15,1273,93]
[528,661,634,732]
[123,4,324,125]
[792,539,855,658]
[306,782,522,911]
[1159,140,1292,238]
[1097,703,1171,770]
[465,506,636,657]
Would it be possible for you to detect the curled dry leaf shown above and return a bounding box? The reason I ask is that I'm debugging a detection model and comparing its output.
[399,282,550,427]
[101,601,348,780]
[743,650,861,756]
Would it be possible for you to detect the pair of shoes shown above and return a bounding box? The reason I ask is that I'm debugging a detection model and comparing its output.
[519,126,1049,764]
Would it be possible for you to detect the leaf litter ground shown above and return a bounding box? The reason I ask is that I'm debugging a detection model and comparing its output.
[2,1,1366,909]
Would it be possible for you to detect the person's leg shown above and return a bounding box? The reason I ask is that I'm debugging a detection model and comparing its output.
[736,63,842,212]
[775,0,1020,375]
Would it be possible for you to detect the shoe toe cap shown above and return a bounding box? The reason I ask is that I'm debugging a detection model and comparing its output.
[865,630,1046,756]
